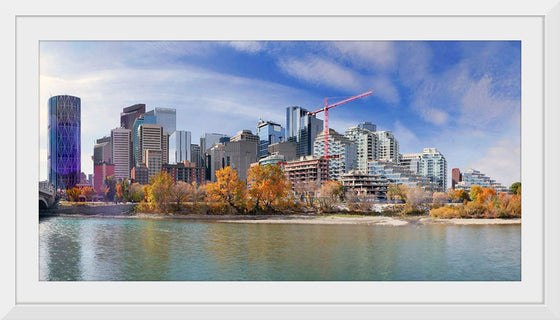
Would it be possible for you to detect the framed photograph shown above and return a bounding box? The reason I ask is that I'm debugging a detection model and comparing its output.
[5,1,560,319]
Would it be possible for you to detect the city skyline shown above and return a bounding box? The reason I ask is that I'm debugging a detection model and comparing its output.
[40,40,521,186]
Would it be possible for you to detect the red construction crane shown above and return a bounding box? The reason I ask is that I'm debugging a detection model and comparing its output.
[308,90,374,159]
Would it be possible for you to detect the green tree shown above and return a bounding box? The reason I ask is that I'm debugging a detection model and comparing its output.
[469,185,483,202]
[510,182,521,195]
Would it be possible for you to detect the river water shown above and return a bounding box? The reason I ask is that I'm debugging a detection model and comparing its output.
[39,216,521,281]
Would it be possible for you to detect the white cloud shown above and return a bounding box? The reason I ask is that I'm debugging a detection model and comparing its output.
[415,106,449,125]
[228,41,266,53]
[468,139,521,187]
[459,74,519,126]
[370,76,400,104]
[278,55,363,92]
[329,41,397,71]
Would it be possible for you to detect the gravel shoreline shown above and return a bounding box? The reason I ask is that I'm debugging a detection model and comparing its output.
[43,212,521,226]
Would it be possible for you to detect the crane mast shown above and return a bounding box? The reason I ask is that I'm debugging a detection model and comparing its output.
[308,90,374,159]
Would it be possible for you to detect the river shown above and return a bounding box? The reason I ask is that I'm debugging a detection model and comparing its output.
[39,216,521,281]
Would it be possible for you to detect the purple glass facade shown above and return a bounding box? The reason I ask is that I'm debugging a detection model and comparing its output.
[48,95,81,190]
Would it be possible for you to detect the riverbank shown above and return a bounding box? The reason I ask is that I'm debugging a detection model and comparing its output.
[42,211,521,226]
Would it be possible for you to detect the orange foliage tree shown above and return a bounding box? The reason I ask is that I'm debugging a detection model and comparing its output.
[66,187,81,202]
[247,164,291,213]
[81,186,95,201]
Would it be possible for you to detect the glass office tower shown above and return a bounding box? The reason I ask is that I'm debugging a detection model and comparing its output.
[48,95,81,190]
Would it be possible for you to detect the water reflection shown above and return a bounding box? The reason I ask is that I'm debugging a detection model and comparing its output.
[39,217,521,281]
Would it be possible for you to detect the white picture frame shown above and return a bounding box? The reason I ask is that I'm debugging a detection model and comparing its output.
[4,1,560,319]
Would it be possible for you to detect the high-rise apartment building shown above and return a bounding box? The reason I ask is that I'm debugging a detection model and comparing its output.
[256,119,285,159]
[120,104,146,131]
[111,128,132,180]
[400,153,422,174]
[357,121,377,132]
[169,130,191,163]
[286,106,323,157]
[419,148,448,192]
[375,131,399,163]
[48,95,81,190]
[454,168,509,194]
[146,107,176,135]
[345,125,378,173]
[313,129,357,181]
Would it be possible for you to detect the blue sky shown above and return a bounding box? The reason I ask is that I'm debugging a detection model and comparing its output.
[40,41,521,187]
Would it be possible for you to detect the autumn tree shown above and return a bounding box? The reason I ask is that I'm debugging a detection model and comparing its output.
[206,166,247,213]
[104,175,117,202]
[170,181,191,210]
[432,191,448,204]
[128,182,145,203]
[469,185,483,202]
[81,186,95,201]
[387,184,407,204]
[247,164,291,213]
[116,184,124,202]
[147,171,175,212]
[191,181,206,208]
[448,189,469,203]
[66,187,81,202]
[318,181,343,211]
[404,186,431,214]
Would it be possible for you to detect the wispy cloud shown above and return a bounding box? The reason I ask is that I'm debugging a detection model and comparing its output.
[278,55,363,92]
[468,139,521,187]
[328,41,397,71]
[228,41,267,53]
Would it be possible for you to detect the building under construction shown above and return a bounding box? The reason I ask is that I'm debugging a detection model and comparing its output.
[283,156,329,190]
[340,170,389,200]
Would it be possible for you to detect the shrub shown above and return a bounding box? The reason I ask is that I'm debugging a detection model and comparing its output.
[429,206,460,219]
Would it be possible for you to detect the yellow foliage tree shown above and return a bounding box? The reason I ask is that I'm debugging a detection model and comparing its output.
[147,171,174,213]
[81,186,95,201]
[206,166,247,213]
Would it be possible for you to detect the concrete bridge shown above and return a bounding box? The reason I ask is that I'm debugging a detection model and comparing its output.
[39,182,57,210]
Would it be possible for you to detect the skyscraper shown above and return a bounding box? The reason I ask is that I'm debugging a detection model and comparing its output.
[111,128,132,180]
[256,119,285,159]
[132,113,156,166]
[137,123,167,165]
[120,104,146,131]
[146,107,176,135]
[286,106,323,157]
[200,133,229,152]
[48,95,81,190]
[169,130,191,163]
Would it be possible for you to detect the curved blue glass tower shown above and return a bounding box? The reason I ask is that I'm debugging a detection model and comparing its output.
[48,95,81,190]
